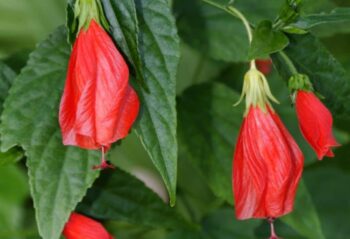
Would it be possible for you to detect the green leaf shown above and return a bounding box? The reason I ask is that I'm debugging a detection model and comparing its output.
[303,145,350,239]
[102,0,179,205]
[174,0,249,62]
[78,169,189,229]
[294,8,350,29]
[0,62,16,112]
[272,34,350,119]
[167,208,260,239]
[132,0,180,206]
[249,20,289,59]
[203,208,260,239]
[178,82,244,204]
[100,0,145,87]
[0,147,23,167]
[281,181,325,239]
[0,26,99,239]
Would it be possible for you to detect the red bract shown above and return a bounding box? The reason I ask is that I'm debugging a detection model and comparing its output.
[256,59,272,75]
[59,20,139,151]
[295,90,340,160]
[233,106,304,220]
[63,213,114,239]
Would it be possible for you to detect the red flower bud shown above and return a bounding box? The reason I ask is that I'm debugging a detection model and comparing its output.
[295,90,340,160]
[256,59,273,75]
[63,213,114,239]
[233,106,304,220]
[59,20,140,150]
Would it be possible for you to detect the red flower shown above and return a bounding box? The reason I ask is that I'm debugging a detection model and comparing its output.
[63,213,114,239]
[59,20,140,151]
[295,90,340,160]
[256,59,272,75]
[233,106,304,220]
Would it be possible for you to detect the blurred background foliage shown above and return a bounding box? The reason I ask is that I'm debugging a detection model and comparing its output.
[0,0,350,238]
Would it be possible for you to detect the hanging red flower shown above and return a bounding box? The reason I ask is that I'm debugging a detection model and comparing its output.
[59,19,140,159]
[63,213,114,239]
[233,67,304,220]
[295,90,340,160]
[256,59,273,75]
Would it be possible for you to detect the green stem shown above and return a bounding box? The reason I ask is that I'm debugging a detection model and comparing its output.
[201,0,256,69]
[278,51,299,75]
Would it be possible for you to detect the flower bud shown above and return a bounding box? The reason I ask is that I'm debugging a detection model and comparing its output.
[295,90,340,159]
[63,213,114,239]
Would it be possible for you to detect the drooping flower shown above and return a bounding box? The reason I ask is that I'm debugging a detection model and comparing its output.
[288,74,340,160]
[256,59,273,75]
[233,66,304,220]
[295,90,340,160]
[63,213,114,239]
[59,0,140,168]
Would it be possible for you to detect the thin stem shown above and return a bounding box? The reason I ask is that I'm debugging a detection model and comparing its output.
[278,51,299,75]
[201,0,256,69]
[268,218,279,239]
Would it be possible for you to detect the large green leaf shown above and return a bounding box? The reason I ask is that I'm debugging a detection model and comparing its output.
[281,181,325,239]
[101,0,145,86]
[178,82,243,204]
[0,147,23,167]
[102,0,179,205]
[249,20,289,59]
[294,8,350,29]
[303,145,350,239]
[174,0,249,62]
[78,169,189,229]
[0,62,16,111]
[132,0,180,206]
[167,208,260,239]
[0,62,24,167]
[272,34,350,119]
[0,27,100,239]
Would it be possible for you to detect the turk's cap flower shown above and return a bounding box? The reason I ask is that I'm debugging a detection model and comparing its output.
[59,20,140,151]
[233,106,304,220]
[256,59,273,75]
[296,90,340,160]
[63,213,114,239]
[235,67,279,115]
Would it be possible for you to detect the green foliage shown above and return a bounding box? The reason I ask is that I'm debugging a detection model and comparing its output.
[178,82,243,203]
[78,170,189,229]
[272,34,350,119]
[0,27,100,239]
[303,145,350,239]
[249,20,289,59]
[132,0,180,206]
[104,0,180,206]
[0,0,350,238]
[295,8,350,29]
[174,0,249,62]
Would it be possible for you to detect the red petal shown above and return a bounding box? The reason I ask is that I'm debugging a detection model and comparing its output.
[256,59,273,75]
[63,213,114,239]
[59,20,139,150]
[233,106,304,220]
[295,91,340,160]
